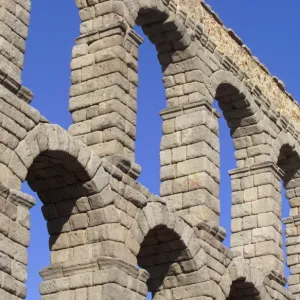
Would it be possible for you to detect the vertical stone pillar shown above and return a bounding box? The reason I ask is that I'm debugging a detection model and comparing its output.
[40,257,149,300]
[284,216,300,297]
[229,162,284,278]
[0,0,31,84]
[69,1,142,166]
[283,178,300,297]
[160,98,221,226]
[0,0,34,190]
[0,183,35,300]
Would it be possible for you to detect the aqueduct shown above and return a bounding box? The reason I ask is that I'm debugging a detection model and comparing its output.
[0,0,299,299]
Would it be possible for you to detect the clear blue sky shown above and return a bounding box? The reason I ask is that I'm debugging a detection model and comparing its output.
[21,1,300,299]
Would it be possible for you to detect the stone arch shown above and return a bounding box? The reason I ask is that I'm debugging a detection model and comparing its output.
[131,201,210,298]
[209,70,262,138]
[226,257,267,300]
[226,256,293,300]
[14,123,104,194]
[270,131,300,297]
[13,123,113,262]
[69,0,200,163]
[270,130,299,165]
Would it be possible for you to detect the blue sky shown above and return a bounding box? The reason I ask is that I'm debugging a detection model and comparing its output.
[21,1,300,299]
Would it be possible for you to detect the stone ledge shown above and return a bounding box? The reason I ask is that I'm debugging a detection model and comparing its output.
[283,214,300,226]
[196,228,232,261]
[40,256,150,282]
[197,221,226,243]
[267,270,287,287]
[229,161,284,179]
[126,29,144,46]
[8,189,36,209]
[105,155,141,180]
[0,68,33,104]
[76,21,128,45]
[160,98,214,120]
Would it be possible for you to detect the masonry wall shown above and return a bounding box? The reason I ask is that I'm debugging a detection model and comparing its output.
[0,184,34,299]
[0,0,31,83]
[0,0,300,299]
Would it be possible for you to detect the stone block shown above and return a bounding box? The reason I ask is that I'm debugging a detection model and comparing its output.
[252,226,281,245]
[182,125,214,147]
[163,194,183,211]
[160,149,171,165]
[160,164,176,181]
[244,244,255,259]
[243,187,258,202]
[88,205,120,227]
[233,136,252,150]
[69,214,88,230]
[252,198,281,216]
[257,212,281,232]
[175,110,207,131]
[255,241,282,259]
[231,230,251,247]
[172,146,187,163]
[188,172,219,198]
[240,176,253,190]
[253,172,275,187]
[231,218,242,233]
[160,180,173,196]
[231,203,251,218]
[160,132,181,150]
[162,119,175,134]
[242,215,257,230]
[177,157,217,179]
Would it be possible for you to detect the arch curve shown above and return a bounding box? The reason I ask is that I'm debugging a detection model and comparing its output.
[270,130,299,164]
[208,70,263,132]
[132,201,208,297]
[209,70,250,100]
[13,123,105,198]
[226,257,267,300]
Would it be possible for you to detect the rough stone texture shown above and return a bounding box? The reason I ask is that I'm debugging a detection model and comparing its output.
[0,0,299,299]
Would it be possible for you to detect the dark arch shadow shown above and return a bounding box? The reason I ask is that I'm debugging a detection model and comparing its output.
[277,144,300,185]
[137,225,191,298]
[227,279,261,300]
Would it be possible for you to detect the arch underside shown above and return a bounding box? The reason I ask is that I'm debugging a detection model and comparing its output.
[227,279,260,300]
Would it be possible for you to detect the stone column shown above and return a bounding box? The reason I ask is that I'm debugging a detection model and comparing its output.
[40,257,149,300]
[160,98,221,226]
[69,1,142,168]
[284,216,300,297]
[0,183,35,300]
[0,0,31,84]
[283,177,300,297]
[229,162,284,278]
[0,0,34,189]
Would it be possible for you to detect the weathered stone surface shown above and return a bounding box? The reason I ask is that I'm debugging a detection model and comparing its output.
[0,0,299,299]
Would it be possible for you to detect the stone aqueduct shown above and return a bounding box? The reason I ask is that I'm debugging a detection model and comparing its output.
[0,0,300,299]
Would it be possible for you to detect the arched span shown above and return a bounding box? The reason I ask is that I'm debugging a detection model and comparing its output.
[270,130,300,165]
[13,123,106,200]
[208,70,262,129]
[129,201,225,299]
[226,257,266,300]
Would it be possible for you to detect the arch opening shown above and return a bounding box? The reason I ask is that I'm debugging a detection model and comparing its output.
[134,204,207,300]
[212,98,235,247]
[211,76,261,248]
[227,279,260,300]
[135,26,165,195]
[277,144,300,288]
[138,225,189,297]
